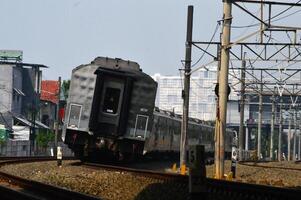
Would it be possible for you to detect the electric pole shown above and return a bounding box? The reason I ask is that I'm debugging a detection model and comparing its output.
[288,108,292,161]
[293,109,297,160]
[215,0,232,179]
[270,94,275,160]
[278,98,283,161]
[55,76,61,156]
[299,118,301,160]
[260,0,264,43]
[238,54,246,161]
[258,75,263,159]
[180,5,193,170]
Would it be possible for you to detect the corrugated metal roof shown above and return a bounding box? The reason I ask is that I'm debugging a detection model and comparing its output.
[13,116,50,129]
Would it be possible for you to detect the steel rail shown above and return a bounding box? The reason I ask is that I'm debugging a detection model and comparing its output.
[81,161,301,199]
[0,157,101,200]
[0,157,300,199]
[81,162,187,181]
[239,161,301,172]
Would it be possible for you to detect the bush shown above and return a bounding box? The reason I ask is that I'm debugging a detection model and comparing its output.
[36,129,55,148]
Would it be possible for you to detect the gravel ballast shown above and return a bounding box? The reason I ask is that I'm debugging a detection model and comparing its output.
[0,160,301,199]
[0,160,188,200]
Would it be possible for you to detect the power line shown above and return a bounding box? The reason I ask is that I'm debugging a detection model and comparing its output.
[231,0,301,28]
[191,23,220,68]
[271,0,301,21]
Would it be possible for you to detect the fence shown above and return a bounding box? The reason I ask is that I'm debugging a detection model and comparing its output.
[0,140,73,157]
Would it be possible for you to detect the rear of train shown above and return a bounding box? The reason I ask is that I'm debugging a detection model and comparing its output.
[62,57,157,160]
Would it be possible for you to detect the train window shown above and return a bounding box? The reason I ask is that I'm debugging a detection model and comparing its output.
[102,87,120,114]
[134,115,149,139]
[68,104,82,128]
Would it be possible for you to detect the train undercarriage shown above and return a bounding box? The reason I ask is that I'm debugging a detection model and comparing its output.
[66,130,145,162]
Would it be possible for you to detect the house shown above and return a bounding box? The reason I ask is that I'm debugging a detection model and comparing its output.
[0,50,49,140]
[40,80,59,130]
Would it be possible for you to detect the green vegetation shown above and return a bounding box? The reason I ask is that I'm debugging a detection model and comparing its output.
[62,80,70,100]
[0,125,8,144]
[36,129,55,148]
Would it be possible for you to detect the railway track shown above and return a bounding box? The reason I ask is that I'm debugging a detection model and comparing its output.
[239,161,301,172]
[0,157,101,200]
[0,157,301,200]
[79,161,301,200]
[80,161,186,181]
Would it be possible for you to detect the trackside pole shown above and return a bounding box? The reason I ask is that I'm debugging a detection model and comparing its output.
[215,0,232,179]
[278,99,283,161]
[238,54,246,161]
[270,95,275,160]
[180,5,193,173]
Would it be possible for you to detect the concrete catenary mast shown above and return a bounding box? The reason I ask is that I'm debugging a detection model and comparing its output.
[215,0,232,179]
[238,54,246,161]
[180,5,193,170]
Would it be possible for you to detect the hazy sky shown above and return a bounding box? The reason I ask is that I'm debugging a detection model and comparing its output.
[0,1,300,80]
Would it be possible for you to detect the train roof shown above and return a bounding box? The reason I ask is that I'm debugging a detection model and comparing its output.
[154,107,213,127]
[153,107,235,132]
[72,57,141,73]
[71,56,156,84]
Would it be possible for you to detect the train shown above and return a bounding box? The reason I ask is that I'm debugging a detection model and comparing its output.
[62,57,234,161]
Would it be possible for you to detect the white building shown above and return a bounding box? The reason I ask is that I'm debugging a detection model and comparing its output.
[152,66,249,123]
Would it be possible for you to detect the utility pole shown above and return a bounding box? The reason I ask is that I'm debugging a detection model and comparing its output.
[30,67,41,156]
[55,77,61,156]
[270,94,275,160]
[299,118,301,160]
[257,74,263,159]
[238,54,246,161]
[278,98,283,161]
[293,108,297,160]
[260,0,264,43]
[245,127,249,151]
[29,100,36,156]
[288,108,292,161]
[215,0,232,179]
[180,5,193,170]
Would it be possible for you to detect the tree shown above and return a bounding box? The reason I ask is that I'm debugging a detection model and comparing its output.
[36,129,54,148]
[61,80,70,100]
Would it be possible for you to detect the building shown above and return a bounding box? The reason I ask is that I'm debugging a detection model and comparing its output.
[0,50,49,140]
[152,66,249,124]
[40,80,59,129]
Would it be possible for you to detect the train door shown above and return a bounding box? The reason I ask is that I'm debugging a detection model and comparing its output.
[97,76,125,136]
[134,114,149,139]
[67,103,82,129]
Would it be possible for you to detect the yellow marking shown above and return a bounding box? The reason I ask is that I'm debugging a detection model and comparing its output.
[171,163,177,172]
[180,164,187,175]
[226,172,233,181]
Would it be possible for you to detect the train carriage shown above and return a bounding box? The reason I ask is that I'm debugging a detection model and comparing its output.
[63,57,157,160]
[63,56,234,161]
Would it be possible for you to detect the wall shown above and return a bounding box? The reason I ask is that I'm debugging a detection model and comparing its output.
[0,65,13,128]
[12,67,23,115]
[0,140,73,157]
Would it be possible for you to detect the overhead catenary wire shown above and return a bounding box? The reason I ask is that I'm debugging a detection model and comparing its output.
[231,0,301,29]
[191,23,220,68]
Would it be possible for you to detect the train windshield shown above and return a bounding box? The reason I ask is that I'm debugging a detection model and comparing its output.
[103,87,120,114]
